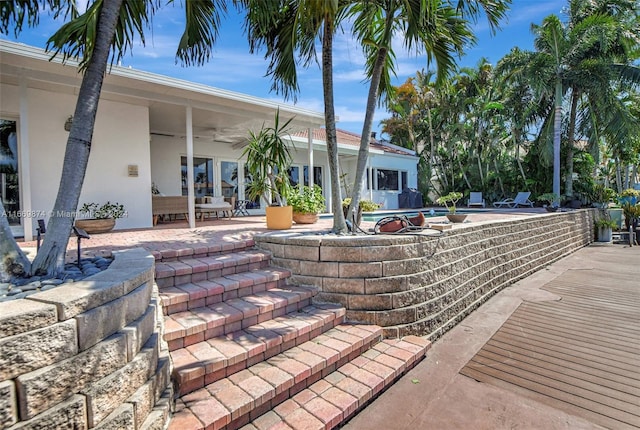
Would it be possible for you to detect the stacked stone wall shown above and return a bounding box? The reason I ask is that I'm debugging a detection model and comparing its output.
[255,210,595,339]
[0,248,171,430]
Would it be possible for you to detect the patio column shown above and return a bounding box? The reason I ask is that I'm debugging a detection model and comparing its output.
[307,127,314,187]
[186,105,196,228]
[19,76,33,241]
[368,153,373,201]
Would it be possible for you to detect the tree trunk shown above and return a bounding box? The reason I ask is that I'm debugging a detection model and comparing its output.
[348,37,389,222]
[348,7,395,221]
[552,80,562,198]
[30,0,124,276]
[0,201,31,282]
[321,19,347,234]
[565,89,579,198]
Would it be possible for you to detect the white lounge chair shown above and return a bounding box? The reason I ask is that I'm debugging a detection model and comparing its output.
[493,191,534,208]
[467,192,486,208]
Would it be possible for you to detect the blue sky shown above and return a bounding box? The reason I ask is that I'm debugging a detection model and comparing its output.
[3,1,564,136]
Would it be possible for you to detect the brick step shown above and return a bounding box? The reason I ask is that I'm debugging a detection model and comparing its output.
[170,303,346,395]
[155,250,273,289]
[168,324,385,430]
[164,285,318,352]
[159,267,292,315]
[243,336,430,430]
[152,239,257,263]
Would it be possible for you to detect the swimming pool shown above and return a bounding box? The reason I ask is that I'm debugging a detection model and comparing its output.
[361,208,482,222]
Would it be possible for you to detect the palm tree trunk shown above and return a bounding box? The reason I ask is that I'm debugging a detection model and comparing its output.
[0,201,31,281]
[553,80,562,198]
[31,0,124,276]
[348,41,389,221]
[321,20,347,233]
[565,89,579,197]
[494,159,505,195]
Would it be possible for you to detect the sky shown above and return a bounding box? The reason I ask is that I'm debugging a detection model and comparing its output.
[2,1,566,136]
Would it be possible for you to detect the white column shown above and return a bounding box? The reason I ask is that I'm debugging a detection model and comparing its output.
[186,105,196,228]
[19,76,33,240]
[368,154,373,201]
[307,128,314,187]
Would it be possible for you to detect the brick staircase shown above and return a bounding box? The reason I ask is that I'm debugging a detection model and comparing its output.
[154,240,430,430]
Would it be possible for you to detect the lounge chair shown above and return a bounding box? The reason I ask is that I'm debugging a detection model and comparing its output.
[493,191,534,208]
[467,192,486,208]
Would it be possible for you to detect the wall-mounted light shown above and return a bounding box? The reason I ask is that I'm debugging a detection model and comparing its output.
[64,116,73,132]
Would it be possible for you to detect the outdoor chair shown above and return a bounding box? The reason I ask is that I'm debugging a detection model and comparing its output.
[467,192,486,208]
[493,191,534,208]
[196,196,234,220]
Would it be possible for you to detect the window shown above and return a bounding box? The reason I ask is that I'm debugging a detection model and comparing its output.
[303,166,322,188]
[181,156,213,199]
[366,168,408,191]
[288,166,300,188]
[220,161,238,199]
[376,169,399,191]
[0,120,19,226]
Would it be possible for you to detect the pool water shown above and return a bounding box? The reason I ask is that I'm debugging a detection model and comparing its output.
[360,208,487,222]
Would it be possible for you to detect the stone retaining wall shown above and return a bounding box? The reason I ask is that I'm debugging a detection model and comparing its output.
[255,210,595,339]
[0,248,171,430]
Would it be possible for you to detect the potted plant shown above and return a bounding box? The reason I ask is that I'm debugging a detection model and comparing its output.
[75,201,126,234]
[621,202,640,234]
[589,184,616,209]
[619,188,640,206]
[594,212,617,242]
[287,185,326,224]
[536,193,560,212]
[436,192,466,223]
[342,198,382,225]
[242,109,295,229]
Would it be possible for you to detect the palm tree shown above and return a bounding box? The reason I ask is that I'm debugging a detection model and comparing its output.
[523,0,640,200]
[244,0,349,233]
[0,0,226,279]
[346,0,509,217]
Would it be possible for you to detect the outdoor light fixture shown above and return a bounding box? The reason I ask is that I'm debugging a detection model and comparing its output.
[64,116,73,132]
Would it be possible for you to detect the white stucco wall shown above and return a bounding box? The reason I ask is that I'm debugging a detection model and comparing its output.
[3,85,152,234]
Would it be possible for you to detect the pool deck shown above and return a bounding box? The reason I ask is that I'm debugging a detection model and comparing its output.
[19,207,542,258]
[343,243,640,430]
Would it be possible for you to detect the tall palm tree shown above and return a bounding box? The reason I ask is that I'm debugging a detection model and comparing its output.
[244,0,349,233]
[524,0,640,200]
[0,0,226,279]
[346,0,509,217]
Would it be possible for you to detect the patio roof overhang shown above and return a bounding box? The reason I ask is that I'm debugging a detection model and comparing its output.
[0,41,325,145]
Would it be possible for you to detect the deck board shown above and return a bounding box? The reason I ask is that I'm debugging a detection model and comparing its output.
[460,265,640,429]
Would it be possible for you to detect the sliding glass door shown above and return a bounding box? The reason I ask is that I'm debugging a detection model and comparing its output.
[1,120,19,227]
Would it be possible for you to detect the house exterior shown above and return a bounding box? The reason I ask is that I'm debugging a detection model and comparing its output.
[0,40,418,240]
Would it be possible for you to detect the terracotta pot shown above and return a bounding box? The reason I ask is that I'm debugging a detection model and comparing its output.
[74,218,116,234]
[292,212,318,224]
[446,213,467,223]
[265,206,293,230]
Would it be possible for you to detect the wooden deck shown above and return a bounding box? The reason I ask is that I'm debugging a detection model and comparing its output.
[461,261,640,429]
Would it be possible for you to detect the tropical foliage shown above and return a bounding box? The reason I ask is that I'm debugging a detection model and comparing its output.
[381,0,640,205]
